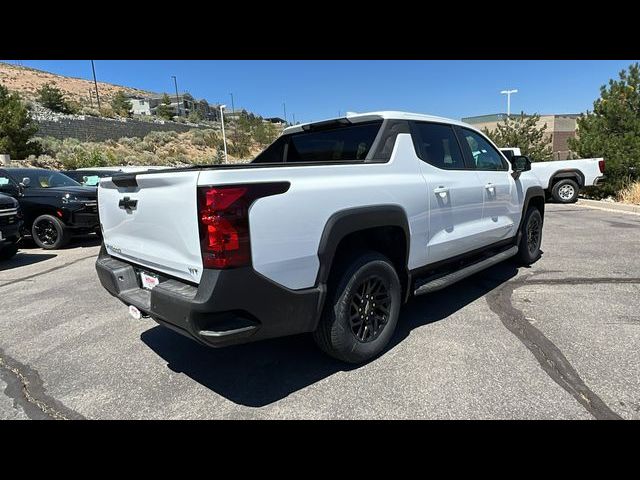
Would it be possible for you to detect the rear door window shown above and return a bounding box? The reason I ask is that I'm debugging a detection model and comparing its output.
[410,122,466,169]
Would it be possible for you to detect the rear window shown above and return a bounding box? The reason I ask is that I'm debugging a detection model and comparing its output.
[253,121,382,164]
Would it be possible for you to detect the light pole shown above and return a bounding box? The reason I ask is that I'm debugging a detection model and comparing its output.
[229,93,235,115]
[500,89,518,117]
[219,104,228,163]
[172,76,180,117]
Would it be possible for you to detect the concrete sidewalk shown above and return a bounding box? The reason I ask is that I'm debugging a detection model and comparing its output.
[577,198,640,215]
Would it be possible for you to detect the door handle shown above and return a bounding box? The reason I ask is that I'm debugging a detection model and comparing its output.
[433,186,449,198]
[485,183,495,193]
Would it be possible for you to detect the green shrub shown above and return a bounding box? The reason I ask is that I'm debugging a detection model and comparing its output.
[37,83,75,114]
[110,91,132,117]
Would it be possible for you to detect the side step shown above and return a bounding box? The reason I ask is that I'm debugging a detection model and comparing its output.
[414,246,518,296]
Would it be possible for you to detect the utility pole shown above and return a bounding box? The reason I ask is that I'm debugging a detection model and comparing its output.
[293,113,296,125]
[91,60,101,110]
[220,105,228,163]
[500,89,518,117]
[172,76,180,117]
[283,102,287,124]
[88,89,93,108]
[229,93,235,115]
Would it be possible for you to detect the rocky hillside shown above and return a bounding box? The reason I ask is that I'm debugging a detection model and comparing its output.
[0,62,154,105]
[14,129,268,170]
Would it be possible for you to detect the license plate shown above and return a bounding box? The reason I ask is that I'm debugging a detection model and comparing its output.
[140,271,159,290]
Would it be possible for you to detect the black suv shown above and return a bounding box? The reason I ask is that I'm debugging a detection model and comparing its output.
[0,168,99,250]
[61,169,123,187]
[0,192,22,260]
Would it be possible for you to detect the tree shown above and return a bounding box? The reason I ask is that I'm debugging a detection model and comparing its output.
[156,93,175,120]
[188,110,203,123]
[0,85,41,159]
[111,90,132,117]
[37,83,74,114]
[568,62,640,194]
[482,112,553,161]
[197,99,209,119]
[254,120,279,146]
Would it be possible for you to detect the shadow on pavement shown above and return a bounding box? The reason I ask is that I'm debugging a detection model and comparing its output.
[141,261,519,407]
[0,251,57,271]
[17,234,102,251]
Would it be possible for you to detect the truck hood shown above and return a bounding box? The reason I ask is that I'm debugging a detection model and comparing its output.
[0,193,18,209]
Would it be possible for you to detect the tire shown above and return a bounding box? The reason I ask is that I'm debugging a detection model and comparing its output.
[313,251,402,363]
[517,207,543,265]
[31,214,71,250]
[0,243,18,260]
[552,178,579,203]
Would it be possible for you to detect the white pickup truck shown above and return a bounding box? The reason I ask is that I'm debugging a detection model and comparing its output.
[95,112,545,363]
[500,147,605,203]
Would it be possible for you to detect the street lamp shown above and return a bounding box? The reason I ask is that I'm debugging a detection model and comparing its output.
[500,89,518,117]
[219,104,228,163]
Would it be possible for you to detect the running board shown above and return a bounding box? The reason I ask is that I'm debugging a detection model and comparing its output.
[413,246,518,296]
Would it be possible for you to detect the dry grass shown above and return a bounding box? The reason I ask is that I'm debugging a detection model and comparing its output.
[0,62,154,105]
[617,181,640,205]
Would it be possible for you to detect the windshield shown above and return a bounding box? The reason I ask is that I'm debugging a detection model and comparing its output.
[20,171,81,188]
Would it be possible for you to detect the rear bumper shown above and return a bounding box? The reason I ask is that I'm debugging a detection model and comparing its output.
[95,246,324,347]
[593,176,605,186]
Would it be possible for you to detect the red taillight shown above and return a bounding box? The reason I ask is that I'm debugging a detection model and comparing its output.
[599,159,605,173]
[197,183,290,269]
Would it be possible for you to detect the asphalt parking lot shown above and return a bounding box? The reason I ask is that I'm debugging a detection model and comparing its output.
[1,202,639,420]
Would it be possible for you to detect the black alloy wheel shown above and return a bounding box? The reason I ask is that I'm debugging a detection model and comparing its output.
[349,275,392,342]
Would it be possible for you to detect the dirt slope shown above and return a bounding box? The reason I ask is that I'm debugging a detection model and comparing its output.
[0,62,155,104]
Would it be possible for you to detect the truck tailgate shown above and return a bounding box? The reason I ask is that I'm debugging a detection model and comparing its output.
[98,170,203,284]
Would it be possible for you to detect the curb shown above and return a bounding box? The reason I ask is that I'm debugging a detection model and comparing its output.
[577,198,640,215]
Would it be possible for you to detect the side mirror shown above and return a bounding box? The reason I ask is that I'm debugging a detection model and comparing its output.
[21,177,31,187]
[511,155,531,180]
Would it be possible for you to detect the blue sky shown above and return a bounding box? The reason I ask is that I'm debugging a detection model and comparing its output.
[4,60,638,122]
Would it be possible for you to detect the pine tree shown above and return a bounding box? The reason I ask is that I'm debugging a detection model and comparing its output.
[0,85,41,159]
[482,112,553,161]
[37,83,74,114]
[156,93,175,120]
[111,90,133,117]
[568,62,640,194]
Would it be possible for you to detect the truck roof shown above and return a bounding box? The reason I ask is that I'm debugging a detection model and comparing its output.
[282,111,474,135]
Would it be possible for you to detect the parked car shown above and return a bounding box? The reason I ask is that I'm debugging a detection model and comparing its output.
[95,111,545,363]
[61,169,122,187]
[0,192,22,260]
[500,147,605,203]
[0,168,99,249]
[62,166,174,186]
